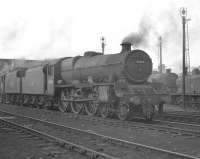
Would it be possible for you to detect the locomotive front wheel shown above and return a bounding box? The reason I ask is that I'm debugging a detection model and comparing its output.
[38,96,45,108]
[85,102,98,116]
[117,103,130,121]
[33,97,39,108]
[23,95,29,106]
[143,104,154,121]
[59,101,70,112]
[12,95,17,105]
[100,104,110,118]
[71,102,84,114]
[15,95,20,105]
[45,100,52,109]
[5,95,10,104]
[10,95,14,105]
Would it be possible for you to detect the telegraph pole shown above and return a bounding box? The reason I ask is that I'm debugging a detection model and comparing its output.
[101,36,106,55]
[180,8,187,109]
[159,36,163,73]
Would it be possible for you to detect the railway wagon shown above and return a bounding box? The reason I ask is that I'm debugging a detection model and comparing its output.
[0,42,165,120]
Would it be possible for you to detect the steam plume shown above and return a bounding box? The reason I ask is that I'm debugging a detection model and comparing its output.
[122,16,152,47]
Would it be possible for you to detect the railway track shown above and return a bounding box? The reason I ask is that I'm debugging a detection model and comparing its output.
[157,112,200,124]
[0,115,117,159]
[153,118,200,131]
[120,117,200,137]
[163,111,200,116]
[2,106,200,138]
[0,109,199,159]
[2,103,200,137]
[82,113,200,138]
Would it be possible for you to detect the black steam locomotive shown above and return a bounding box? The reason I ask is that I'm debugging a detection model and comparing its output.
[0,42,165,120]
[149,68,200,109]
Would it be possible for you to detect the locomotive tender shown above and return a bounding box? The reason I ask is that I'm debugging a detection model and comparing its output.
[0,42,164,120]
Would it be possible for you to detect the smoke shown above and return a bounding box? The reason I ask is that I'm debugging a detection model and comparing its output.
[0,60,11,72]
[0,19,72,60]
[0,21,26,51]
[29,21,72,59]
[122,16,153,47]
[122,5,187,72]
[156,7,183,72]
[122,6,181,48]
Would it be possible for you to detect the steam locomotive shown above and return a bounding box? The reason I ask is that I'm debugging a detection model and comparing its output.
[149,69,178,93]
[149,68,200,108]
[0,42,165,120]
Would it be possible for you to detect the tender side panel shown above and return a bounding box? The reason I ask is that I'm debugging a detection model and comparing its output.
[5,71,20,94]
[22,66,44,95]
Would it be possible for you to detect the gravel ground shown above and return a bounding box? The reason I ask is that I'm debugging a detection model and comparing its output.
[0,127,45,159]
[1,117,163,159]
[0,118,90,159]
[0,104,200,157]
[0,126,72,159]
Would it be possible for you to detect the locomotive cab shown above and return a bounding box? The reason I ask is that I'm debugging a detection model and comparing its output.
[43,64,54,95]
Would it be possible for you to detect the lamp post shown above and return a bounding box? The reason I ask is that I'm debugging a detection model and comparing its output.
[180,7,187,109]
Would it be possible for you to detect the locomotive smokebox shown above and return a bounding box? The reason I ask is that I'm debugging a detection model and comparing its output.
[121,42,132,53]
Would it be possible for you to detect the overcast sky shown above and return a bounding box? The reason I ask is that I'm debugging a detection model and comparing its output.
[0,0,199,72]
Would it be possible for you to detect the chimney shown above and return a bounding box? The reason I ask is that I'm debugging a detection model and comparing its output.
[166,68,171,73]
[121,42,132,53]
